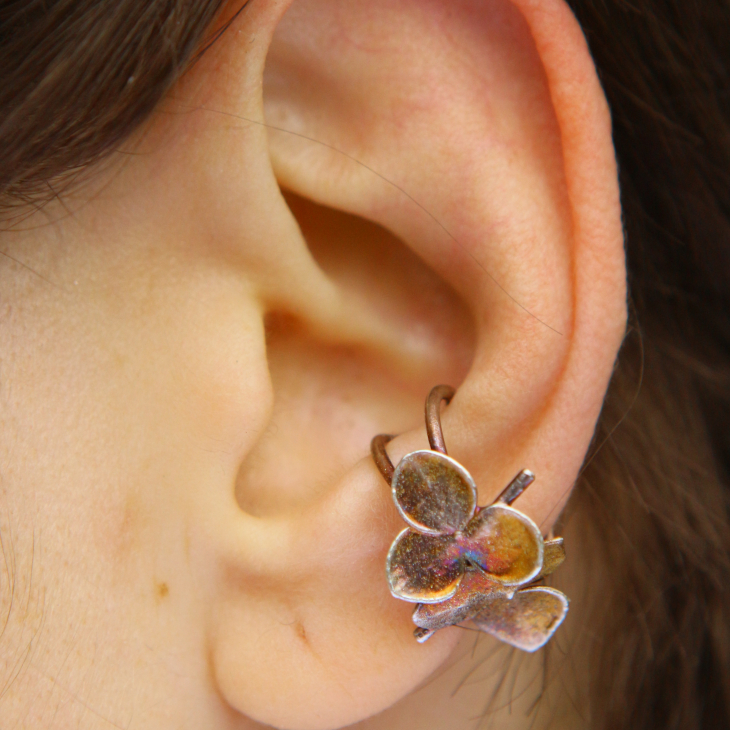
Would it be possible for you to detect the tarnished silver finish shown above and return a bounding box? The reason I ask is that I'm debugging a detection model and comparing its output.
[392,450,477,534]
[538,537,566,579]
[372,385,570,652]
[461,503,543,585]
[413,627,435,643]
[412,537,569,649]
[471,586,569,652]
[413,537,567,635]
[386,528,462,603]
[495,469,535,505]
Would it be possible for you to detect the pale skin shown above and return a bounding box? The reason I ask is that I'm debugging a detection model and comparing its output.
[0,0,626,728]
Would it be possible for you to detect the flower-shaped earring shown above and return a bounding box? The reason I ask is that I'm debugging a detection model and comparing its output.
[371,385,569,652]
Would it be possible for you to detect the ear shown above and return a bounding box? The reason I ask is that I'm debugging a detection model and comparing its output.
[177,0,625,728]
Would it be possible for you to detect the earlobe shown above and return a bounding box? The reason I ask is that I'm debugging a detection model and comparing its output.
[196,0,626,728]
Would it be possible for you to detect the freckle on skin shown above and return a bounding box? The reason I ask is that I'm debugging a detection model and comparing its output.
[156,582,169,600]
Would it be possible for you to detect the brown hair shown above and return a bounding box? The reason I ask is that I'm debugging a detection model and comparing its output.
[0,0,231,210]
[568,1,730,726]
[1,0,729,727]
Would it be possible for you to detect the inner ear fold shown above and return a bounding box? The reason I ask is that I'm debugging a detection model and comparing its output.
[234,192,474,518]
[281,190,476,378]
[261,0,576,496]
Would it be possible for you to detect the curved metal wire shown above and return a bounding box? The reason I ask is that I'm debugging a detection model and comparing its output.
[371,385,456,484]
[425,384,455,454]
[370,433,395,485]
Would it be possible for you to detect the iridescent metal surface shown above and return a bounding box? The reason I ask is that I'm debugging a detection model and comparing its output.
[386,456,545,603]
[411,537,569,649]
[412,537,567,633]
[471,586,569,652]
[392,450,477,534]
[387,528,463,602]
[461,504,542,584]
[372,384,570,651]
[412,569,513,632]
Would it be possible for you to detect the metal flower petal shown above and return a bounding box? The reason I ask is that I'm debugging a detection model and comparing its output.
[471,586,569,652]
[411,537,568,642]
[386,528,463,603]
[412,569,512,633]
[459,503,543,585]
[537,537,566,580]
[374,387,570,651]
[391,450,477,535]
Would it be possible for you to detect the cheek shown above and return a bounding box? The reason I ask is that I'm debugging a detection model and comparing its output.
[0,245,273,571]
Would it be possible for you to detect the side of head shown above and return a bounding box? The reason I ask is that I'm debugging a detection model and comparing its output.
[1,2,728,730]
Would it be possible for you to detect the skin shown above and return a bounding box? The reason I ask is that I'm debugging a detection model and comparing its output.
[0,0,625,728]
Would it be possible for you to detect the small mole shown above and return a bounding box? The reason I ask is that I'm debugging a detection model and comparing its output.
[156,582,169,600]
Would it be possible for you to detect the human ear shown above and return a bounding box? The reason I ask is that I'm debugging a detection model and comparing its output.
[179,0,626,728]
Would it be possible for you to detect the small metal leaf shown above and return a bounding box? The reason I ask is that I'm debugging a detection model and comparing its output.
[386,528,463,603]
[537,537,566,579]
[471,586,569,652]
[412,569,510,631]
[412,600,473,633]
[392,450,477,535]
[460,504,543,585]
